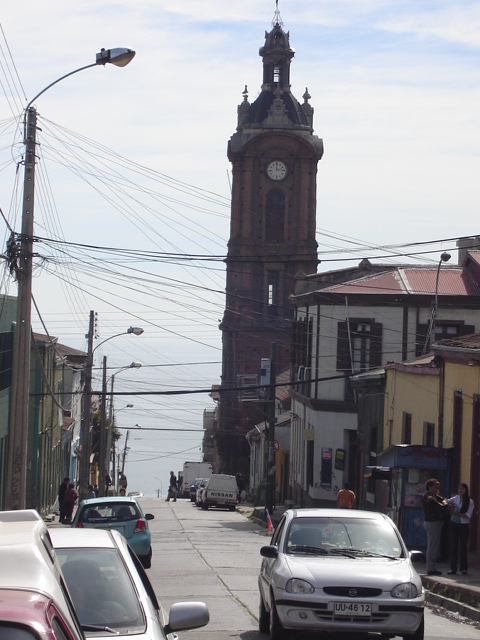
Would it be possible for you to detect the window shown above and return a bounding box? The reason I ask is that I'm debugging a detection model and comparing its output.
[416,321,475,356]
[267,271,279,316]
[402,413,412,445]
[336,319,382,373]
[265,189,285,242]
[273,65,280,83]
[423,422,435,446]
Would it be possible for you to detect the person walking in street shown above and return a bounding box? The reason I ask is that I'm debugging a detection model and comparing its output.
[421,478,448,576]
[58,477,70,523]
[447,483,474,575]
[166,471,177,502]
[337,482,355,509]
[63,482,78,524]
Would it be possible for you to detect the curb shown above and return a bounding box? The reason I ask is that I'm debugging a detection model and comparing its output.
[425,590,480,624]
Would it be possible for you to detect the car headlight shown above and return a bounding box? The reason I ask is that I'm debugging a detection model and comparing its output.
[391,583,419,598]
[286,578,315,594]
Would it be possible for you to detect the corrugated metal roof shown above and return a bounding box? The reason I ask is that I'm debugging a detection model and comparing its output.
[315,266,480,297]
[436,332,480,349]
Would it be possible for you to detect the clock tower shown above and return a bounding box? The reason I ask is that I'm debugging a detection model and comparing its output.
[218,6,323,471]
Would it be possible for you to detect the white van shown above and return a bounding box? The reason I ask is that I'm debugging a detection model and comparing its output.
[0,509,85,639]
[201,474,238,511]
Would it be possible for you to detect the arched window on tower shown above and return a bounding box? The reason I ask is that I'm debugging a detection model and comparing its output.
[273,65,280,83]
[265,189,285,243]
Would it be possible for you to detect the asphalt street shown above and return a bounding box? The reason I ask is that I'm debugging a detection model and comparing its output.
[136,497,480,640]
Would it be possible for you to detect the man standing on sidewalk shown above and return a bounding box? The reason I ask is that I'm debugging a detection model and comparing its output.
[422,478,448,576]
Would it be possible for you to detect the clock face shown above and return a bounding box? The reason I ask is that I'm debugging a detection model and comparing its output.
[266,160,288,181]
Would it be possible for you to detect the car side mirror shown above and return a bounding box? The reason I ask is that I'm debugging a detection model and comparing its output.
[165,601,209,633]
[409,550,425,564]
[260,545,279,558]
[145,513,154,521]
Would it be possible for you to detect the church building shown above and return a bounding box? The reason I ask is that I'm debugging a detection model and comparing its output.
[217,6,323,473]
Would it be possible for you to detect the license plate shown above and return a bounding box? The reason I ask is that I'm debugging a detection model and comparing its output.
[334,602,371,617]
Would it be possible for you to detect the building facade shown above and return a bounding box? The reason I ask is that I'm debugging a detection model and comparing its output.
[290,253,480,507]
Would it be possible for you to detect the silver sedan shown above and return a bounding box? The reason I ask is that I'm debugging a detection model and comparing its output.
[51,527,209,639]
[258,508,425,640]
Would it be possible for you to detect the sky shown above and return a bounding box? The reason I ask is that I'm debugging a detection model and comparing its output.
[1,1,479,496]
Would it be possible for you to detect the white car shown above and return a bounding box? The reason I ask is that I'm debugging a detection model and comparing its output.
[50,527,209,639]
[258,509,425,640]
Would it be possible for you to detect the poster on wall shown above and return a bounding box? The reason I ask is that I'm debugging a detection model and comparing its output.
[335,448,346,471]
[321,447,333,487]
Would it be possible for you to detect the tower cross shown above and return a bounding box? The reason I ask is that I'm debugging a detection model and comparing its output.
[272,0,283,27]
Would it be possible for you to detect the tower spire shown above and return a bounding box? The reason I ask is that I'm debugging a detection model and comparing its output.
[272,0,283,27]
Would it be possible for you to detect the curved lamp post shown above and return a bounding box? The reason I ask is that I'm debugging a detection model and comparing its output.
[6,48,135,510]
[432,252,451,346]
[102,362,142,495]
[82,320,143,500]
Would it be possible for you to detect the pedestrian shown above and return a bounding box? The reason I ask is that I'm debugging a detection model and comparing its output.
[86,484,96,499]
[119,473,128,492]
[337,482,355,509]
[58,476,70,523]
[105,474,112,495]
[236,473,246,503]
[63,482,78,524]
[421,478,448,576]
[119,487,127,496]
[166,471,177,502]
[447,483,474,575]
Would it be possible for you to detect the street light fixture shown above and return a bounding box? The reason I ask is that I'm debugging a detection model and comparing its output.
[101,362,142,495]
[423,252,452,354]
[6,47,135,510]
[82,320,143,500]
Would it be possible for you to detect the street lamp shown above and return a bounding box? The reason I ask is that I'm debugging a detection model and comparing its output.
[101,362,142,496]
[81,318,143,500]
[430,252,451,350]
[6,47,135,510]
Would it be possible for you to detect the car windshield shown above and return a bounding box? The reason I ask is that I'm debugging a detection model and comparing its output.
[286,517,403,558]
[80,502,140,524]
[57,547,145,631]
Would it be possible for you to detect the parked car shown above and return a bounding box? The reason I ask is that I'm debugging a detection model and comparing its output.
[0,509,85,639]
[50,527,209,639]
[195,478,209,507]
[128,491,144,498]
[189,478,203,502]
[72,496,154,568]
[258,508,425,640]
[201,473,238,511]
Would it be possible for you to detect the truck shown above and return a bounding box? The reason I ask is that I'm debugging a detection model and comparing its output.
[201,474,238,511]
[181,461,213,498]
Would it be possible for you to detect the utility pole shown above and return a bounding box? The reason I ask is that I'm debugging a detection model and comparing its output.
[79,310,95,501]
[98,356,108,497]
[265,342,276,518]
[5,107,37,510]
[121,430,130,476]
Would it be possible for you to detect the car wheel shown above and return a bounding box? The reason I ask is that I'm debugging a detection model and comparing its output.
[201,503,208,510]
[229,505,236,511]
[259,593,269,634]
[140,547,152,569]
[403,612,424,640]
[269,598,288,640]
